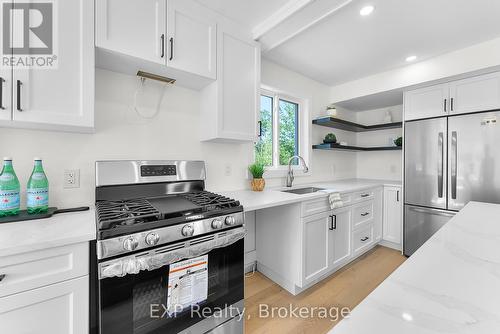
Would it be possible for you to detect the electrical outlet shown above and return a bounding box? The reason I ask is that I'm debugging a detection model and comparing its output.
[64,169,80,189]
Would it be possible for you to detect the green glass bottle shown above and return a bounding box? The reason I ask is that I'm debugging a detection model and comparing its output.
[27,158,49,214]
[0,158,21,217]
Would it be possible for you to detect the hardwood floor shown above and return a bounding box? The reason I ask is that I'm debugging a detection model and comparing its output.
[244,246,406,334]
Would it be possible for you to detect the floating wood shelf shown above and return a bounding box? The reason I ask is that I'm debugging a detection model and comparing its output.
[312,117,402,132]
[312,143,402,152]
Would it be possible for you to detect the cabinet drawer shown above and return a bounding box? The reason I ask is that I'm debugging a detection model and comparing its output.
[301,193,351,217]
[0,242,88,298]
[301,197,329,217]
[352,225,374,257]
[352,190,374,203]
[352,201,374,230]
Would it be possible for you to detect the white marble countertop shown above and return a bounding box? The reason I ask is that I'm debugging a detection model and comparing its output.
[0,208,96,257]
[331,201,500,334]
[219,178,401,211]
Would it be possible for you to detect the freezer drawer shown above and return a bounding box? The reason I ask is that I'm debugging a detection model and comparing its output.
[405,118,447,209]
[404,205,455,256]
[448,111,500,210]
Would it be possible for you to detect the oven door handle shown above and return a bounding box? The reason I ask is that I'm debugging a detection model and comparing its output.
[99,227,246,280]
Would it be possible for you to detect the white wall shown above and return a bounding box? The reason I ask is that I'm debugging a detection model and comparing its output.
[0,61,357,209]
[355,105,403,180]
[261,59,357,187]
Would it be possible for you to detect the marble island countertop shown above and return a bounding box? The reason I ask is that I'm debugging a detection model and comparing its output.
[331,201,500,334]
[219,178,401,211]
[0,208,96,257]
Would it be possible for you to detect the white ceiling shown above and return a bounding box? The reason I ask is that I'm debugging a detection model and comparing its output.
[199,0,500,87]
[264,0,500,85]
[194,0,291,29]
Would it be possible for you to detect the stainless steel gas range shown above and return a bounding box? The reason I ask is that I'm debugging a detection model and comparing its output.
[90,160,245,334]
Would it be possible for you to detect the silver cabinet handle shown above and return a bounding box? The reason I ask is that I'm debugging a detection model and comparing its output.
[438,132,444,198]
[0,274,5,282]
[0,77,5,110]
[361,212,370,216]
[16,80,22,111]
[360,193,370,198]
[451,131,457,199]
[160,34,165,58]
[361,237,369,242]
[397,190,400,202]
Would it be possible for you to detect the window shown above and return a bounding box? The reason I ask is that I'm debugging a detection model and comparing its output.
[255,89,308,173]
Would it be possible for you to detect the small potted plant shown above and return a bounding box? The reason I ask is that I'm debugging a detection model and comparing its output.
[248,163,265,191]
[394,136,403,147]
[323,133,337,144]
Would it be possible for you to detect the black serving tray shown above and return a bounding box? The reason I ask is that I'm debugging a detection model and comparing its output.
[0,206,90,224]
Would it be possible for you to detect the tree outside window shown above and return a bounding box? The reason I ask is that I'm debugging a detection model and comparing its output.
[255,91,300,168]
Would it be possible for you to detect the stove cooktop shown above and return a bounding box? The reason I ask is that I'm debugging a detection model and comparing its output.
[95,191,242,239]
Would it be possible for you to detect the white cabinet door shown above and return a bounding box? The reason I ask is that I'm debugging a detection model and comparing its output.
[96,0,166,64]
[373,187,383,242]
[201,28,260,142]
[404,83,449,121]
[12,0,94,129]
[167,0,216,79]
[383,186,402,245]
[0,68,11,121]
[0,276,88,334]
[329,207,352,268]
[302,212,330,285]
[449,72,500,115]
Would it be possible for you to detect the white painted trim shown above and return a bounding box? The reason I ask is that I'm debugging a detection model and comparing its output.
[252,0,314,40]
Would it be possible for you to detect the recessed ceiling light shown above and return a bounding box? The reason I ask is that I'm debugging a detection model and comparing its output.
[406,55,417,62]
[402,312,413,322]
[360,5,375,16]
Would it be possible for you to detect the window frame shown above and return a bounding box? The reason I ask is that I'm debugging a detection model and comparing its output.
[256,87,310,178]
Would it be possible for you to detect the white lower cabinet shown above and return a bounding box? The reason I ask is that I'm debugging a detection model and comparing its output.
[302,212,330,284]
[383,186,403,247]
[256,186,388,295]
[329,206,352,268]
[0,242,89,333]
[0,276,88,334]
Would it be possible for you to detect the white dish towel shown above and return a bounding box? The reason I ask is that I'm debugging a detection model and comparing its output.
[328,192,343,209]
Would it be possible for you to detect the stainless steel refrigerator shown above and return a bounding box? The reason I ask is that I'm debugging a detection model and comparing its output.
[404,110,500,256]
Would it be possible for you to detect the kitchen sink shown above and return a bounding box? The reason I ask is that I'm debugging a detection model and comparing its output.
[281,187,325,195]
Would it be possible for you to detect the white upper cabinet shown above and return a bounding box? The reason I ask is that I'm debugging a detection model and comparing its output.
[0,69,11,121]
[383,186,402,246]
[96,0,166,64]
[404,83,449,121]
[449,72,500,115]
[200,25,260,142]
[404,71,500,121]
[166,0,217,79]
[1,0,94,132]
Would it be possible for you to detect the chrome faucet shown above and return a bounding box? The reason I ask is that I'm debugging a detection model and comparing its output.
[286,155,309,187]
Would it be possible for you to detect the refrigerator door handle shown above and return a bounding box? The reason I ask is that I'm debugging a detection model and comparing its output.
[438,132,444,198]
[408,206,456,217]
[451,131,458,199]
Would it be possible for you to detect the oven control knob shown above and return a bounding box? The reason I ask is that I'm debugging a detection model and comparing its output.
[225,216,236,226]
[123,237,139,251]
[181,224,195,237]
[145,233,160,246]
[211,219,223,229]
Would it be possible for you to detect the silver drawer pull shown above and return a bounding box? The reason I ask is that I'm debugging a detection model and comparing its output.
[0,274,5,282]
[360,237,369,242]
[361,212,370,216]
[360,194,370,198]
